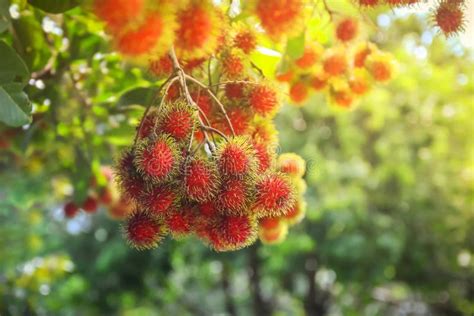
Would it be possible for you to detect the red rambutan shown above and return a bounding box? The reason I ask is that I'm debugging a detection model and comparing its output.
[310,74,328,91]
[295,45,322,69]
[82,196,98,213]
[149,55,173,78]
[216,137,256,176]
[259,221,288,244]
[336,17,359,42]
[225,82,245,99]
[64,201,79,218]
[253,142,274,172]
[221,49,246,79]
[115,149,146,199]
[184,158,220,202]
[94,0,144,31]
[116,15,165,57]
[248,84,279,116]
[434,1,464,36]
[233,27,257,54]
[259,216,281,230]
[253,173,294,217]
[217,178,251,213]
[124,210,167,250]
[275,70,294,82]
[160,102,196,141]
[255,0,304,39]
[141,186,176,215]
[323,51,347,77]
[289,81,309,104]
[277,153,306,177]
[166,206,195,238]
[209,214,257,251]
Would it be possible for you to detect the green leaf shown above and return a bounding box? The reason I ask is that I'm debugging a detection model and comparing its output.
[0,0,10,33]
[286,32,306,60]
[117,87,157,107]
[0,85,31,126]
[0,40,30,86]
[28,0,80,14]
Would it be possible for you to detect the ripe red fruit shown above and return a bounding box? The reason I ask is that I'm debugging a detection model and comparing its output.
[190,91,213,118]
[278,153,306,177]
[209,214,257,251]
[349,75,370,95]
[275,70,294,82]
[248,84,279,116]
[64,202,79,218]
[166,207,195,238]
[434,1,464,36]
[184,159,219,202]
[217,138,256,176]
[332,89,355,108]
[175,2,218,57]
[289,81,309,104]
[135,136,179,182]
[160,103,195,141]
[353,43,373,68]
[336,18,358,42]
[259,222,288,244]
[198,201,219,217]
[323,52,347,77]
[255,0,304,39]
[218,179,249,212]
[233,28,256,54]
[116,149,146,199]
[253,142,273,172]
[82,196,98,213]
[141,186,176,215]
[124,211,167,250]
[222,50,245,79]
[310,74,328,91]
[116,15,165,56]
[254,173,294,217]
[149,55,173,77]
[93,0,144,31]
[295,45,322,69]
[225,107,251,136]
[260,216,281,230]
[137,109,159,140]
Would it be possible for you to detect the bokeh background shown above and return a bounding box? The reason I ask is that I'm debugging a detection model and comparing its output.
[0,2,473,316]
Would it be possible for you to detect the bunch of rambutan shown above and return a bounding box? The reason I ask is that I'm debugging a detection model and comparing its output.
[276,17,397,109]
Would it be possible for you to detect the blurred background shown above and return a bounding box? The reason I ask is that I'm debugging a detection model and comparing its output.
[0,2,473,316]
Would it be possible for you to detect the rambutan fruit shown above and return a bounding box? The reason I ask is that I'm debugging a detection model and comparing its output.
[137,108,159,140]
[64,201,79,218]
[349,71,371,95]
[93,0,144,31]
[160,101,196,141]
[277,153,306,178]
[330,87,355,109]
[134,135,180,182]
[253,141,274,173]
[295,44,323,69]
[310,73,328,91]
[182,57,207,72]
[166,206,195,238]
[434,1,465,36]
[221,49,246,79]
[336,17,359,42]
[209,214,257,251]
[233,25,257,54]
[249,117,279,145]
[255,0,304,39]
[216,137,257,177]
[175,1,220,58]
[353,42,375,68]
[248,83,279,117]
[149,54,173,78]
[165,81,181,102]
[284,199,307,225]
[198,201,219,218]
[253,173,295,217]
[183,158,220,202]
[323,50,347,77]
[82,196,98,213]
[225,82,245,100]
[366,52,396,82]
[289,81,309,104]
[124,210,167,250]
[190,91,213,118]
[115,149,146,200]
[141,185,176,215]
[275,70,295,82]
[259,216,282,231]
[223,107,252,136]
[217,178,252,213]
[259,221,288,245]
[116,14,172,58]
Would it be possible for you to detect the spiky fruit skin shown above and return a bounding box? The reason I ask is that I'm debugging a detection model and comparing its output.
[160,102,196,141]
[331,89,355,109]
[295,45,322,69]
[166,207,195,238]
[134,136,180,182]
[255,0,304,39]
[278,153,306,177]
[82,196,98,213]
[259,221,288,244]
[116,15,165,57]
[253,142,273,172]
[249,117,279,145]
[225,82,245,100]
[248,84,279,116]
[435,1,464,36]
[209,214,257,251]
[336,18,358,42]
[149,55,173,78]
[275,70,294,82]
[349,73,370,95]
[222,50,245,79]
[141,186,176,215]
[175,2,219,58]
[198,201,219,218]
[290,81,309,104]
[184,159,219,202]
[284,200,307,225]
[260,216,281,230]
[137,109,159,140]
[217,179,251,213]
[323,52,347,77]
[224,108,251,136]
[254,173,295,217]
[216,137,256,177]
[64,202,79,218]
[233,27,257,54]
[310,74,328,91]
[353,43,374,68]
[124,211,166,250]
[190,91,212,118]
[93,0,144,31]
[115,149,146,200]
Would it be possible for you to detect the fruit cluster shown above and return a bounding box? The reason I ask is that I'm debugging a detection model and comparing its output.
[356,0,467,36]
[277,17,397,109]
